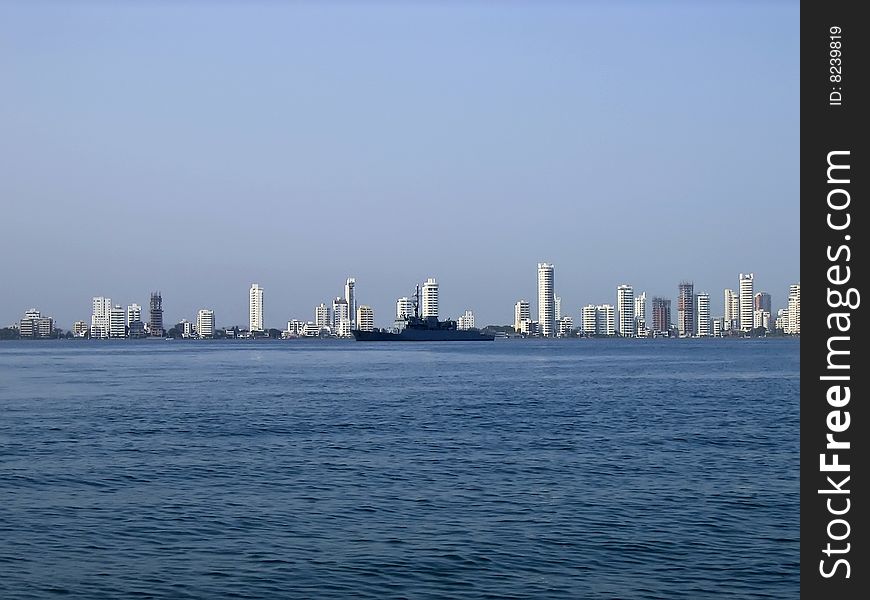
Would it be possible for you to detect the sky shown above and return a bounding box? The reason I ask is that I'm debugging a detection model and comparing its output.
[0,1,799,329]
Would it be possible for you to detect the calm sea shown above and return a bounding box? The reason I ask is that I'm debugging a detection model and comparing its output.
[0,339,799,599]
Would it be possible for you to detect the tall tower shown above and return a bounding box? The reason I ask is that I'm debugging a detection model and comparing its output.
[249,283,264,332]
[754,292,772,315]
[634,291,647,335]
[197,309,215,338]
[787,283,800,334]
[126,303,141,326]
[91,296,111,339]
[514,300,530,332]
[396,297,415,320]
[724,288,738,330]
[345,278,356,328]
[149,292,164,337]
[356,306,374,332]
[739,273,754,331]
[652,297,671,335]
[616,284,635,337]
[109,305,126,338]
[537,263,555,337]
[315,303,331,328]
[332,297,350,337]
[422,277,439,318]
[695,293,710,337]
[677,282,694,338]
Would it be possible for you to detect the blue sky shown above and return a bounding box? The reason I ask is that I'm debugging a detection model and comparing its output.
[0,1,799,328]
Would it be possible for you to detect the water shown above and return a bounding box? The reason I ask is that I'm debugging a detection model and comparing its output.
[0,339,799,599]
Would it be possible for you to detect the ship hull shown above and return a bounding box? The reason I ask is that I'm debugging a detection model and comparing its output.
[352,329,494,341]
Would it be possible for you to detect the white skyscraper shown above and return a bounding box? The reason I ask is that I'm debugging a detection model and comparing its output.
[356,306,374,332]
[249,283,264,332]
[616,284,635,337]
[109,305,126,338]
[724,288,738,330]
[422,278,439,318]
[332,297,350,337]
[634,291,647,336]
[537,263,555,337]
[91,296,111,339]
[514,300,530,332]
[597,305,615,336]
[787,283,800,334]
[753,309,771,331]
[582,304,614,336]
[315,303,331,328]
[345,278,356,327]
[554,296,562,322]
[581,305,597,335]
[197,309,215,338]
[558,316,574,337]
[396,297,415,320]
[738,273,754,331]
[126,303,141,326]
[457,310,475,330]
[695,293,710,337]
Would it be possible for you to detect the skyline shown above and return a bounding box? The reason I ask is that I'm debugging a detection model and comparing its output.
[0,2,799,327]
[9,264,797,333]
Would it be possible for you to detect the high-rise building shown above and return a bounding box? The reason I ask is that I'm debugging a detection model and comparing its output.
[73,320,88,338]
[457,310,475,330]
[514,300,530,333]
[753,309,771,331]
[677,282,695,337]
[723,288,739,330]
[197,309,215,338]
[558,316,574,337]
[315,303,331,328]
[754,292,772,316]
[91,296,111,339]
[554,296,562,322]
[126,303,141,326]
[109,305,126,338]
[149,292,164,337]
[19,309,53,339]
[776,308,788,332]
[652,297,671,335]
[711,318,723,337]
[356,306,374,332]
[396,297,415,319]
[581,305,597,335]
[634,292,647,336]
[537,263,555,337]
[581,304,614,336]
[180,320,195,339]
[422,278,439,318]
[249,284,264,332]
[695,293,710,337]
[786,283,800,334]
[345,278,356,328]
[332,297,350,337]
[616,284,635,337]
[739,273,754,331]
[597,304,615,336]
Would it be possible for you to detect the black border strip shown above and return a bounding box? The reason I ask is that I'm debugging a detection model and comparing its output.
[801,1,867,596]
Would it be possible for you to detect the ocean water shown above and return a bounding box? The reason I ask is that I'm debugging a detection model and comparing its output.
[0,339,799,599]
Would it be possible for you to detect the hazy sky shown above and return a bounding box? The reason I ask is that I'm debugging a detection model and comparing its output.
[1,1,799,329]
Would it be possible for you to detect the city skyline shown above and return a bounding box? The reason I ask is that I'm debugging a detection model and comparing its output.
[1,2,798,329]
[8,266,798,337]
